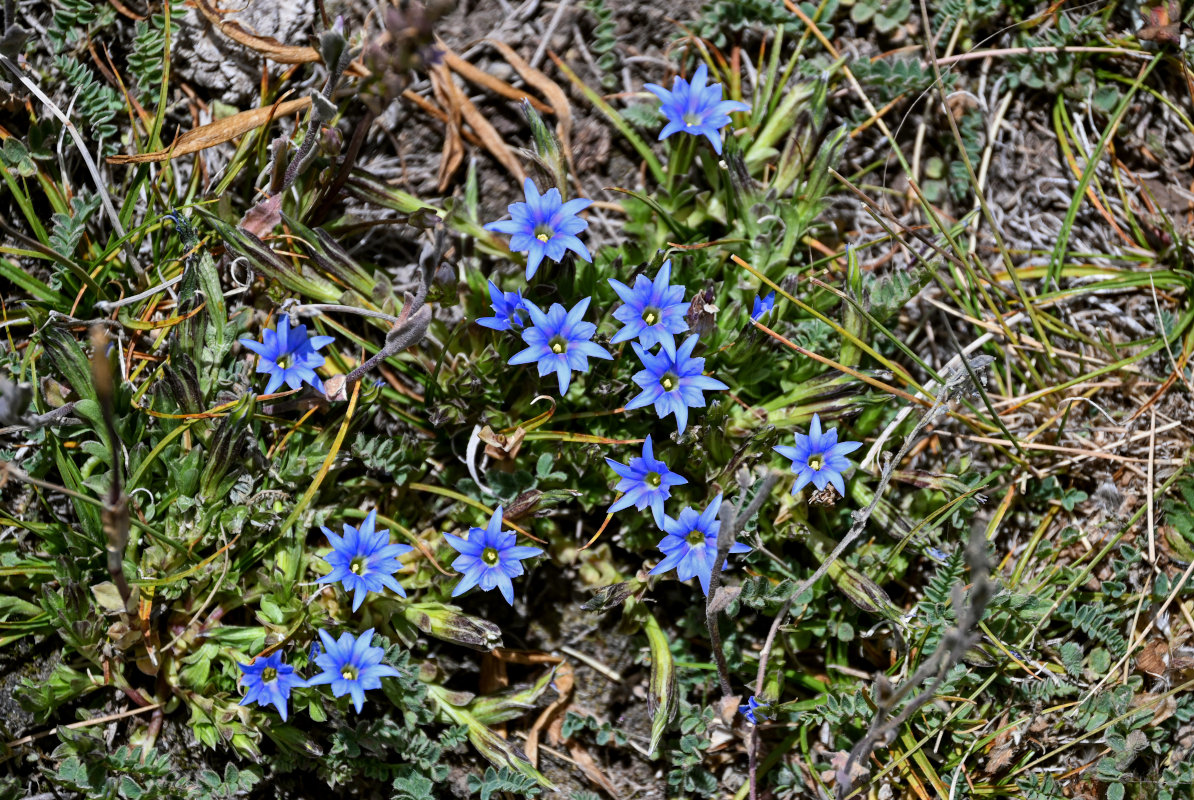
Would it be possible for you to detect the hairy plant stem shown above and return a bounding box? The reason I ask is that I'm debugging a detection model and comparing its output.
[706,472,780,698]
[748,355,991,799]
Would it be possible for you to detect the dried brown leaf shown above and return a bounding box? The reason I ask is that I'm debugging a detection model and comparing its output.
[1136,638,1169,678]
[526,661,574,766]
[567,740,621,799]
[240,193,283,237]
[107,98,310,164]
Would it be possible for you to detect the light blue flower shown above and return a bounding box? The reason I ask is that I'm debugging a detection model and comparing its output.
[443,506,543,605]
[476,280,527,331]
[773,413,863,496]
[239,314,335,395]
[484,178,592,279]
[306,628,400,713]
[648,494,750,595]
[317,509,413,612]
[238,651,304,721]
[624,334,727,433]
[644,62,750,155]
[508,296,612,395]
[605,434,688,527]
[608,259,689,358]
[750,290,776,322]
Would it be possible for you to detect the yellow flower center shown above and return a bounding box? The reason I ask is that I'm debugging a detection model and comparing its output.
[482,547,500,566]
[660,373,677,391]
[808,454,823,471]
[685,529,704,547]
[536,232,550,242]
[341,665,357,680]
[645,472,661,488]
[262,667,277,682]
[642,307,660,325]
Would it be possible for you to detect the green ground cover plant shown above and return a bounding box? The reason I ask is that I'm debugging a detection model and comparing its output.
[1,0,1194,797]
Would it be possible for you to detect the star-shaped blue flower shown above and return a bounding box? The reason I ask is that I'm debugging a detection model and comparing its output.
[648,494,750,595]
[625,334,728,433]
[773,413,863,496]
[508,296,612,395]
[444,506,543,605]
[750,290,776,322]
[317,509,413,612]
[484,178,593,279]
[740,695,766,725]
[239,314,335,395]
[608,259,689,358]
[238,650,305,721]
[306,628,400,713]
[644,62,750,155]
[476,280,527,331]
[605,434,688,527]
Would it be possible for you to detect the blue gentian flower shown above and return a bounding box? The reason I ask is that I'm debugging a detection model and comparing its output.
[239,314,335,395]
[306,628,400,713]
[508,297,612,395]
[605,434,688,527]
[476,280,527,331]
[750,291,776,322]
[648,494,750,595]
[317,510,413,612]
[773,413,863,496]
[608,259,689,358]
[624,334,728,433]
[444,506,543,605]
[238,651,304,721]
[484,178,592,279]
[740,695,765,725]
[644,62,750,155]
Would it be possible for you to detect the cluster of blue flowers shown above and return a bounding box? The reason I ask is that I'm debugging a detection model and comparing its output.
[234,309,548,720]
[233,62,863,728]
[236,510,405,719]
[480,63,750,434]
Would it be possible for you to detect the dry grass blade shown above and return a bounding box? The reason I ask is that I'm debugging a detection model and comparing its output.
[482,38,579,189]
[107,97,310,164]
[439,42,553,114]
[429,64,466,191]
[430,63,525,186]
[193,0,367,75]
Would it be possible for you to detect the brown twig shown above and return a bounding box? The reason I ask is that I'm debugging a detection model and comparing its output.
[836,527,993,798]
